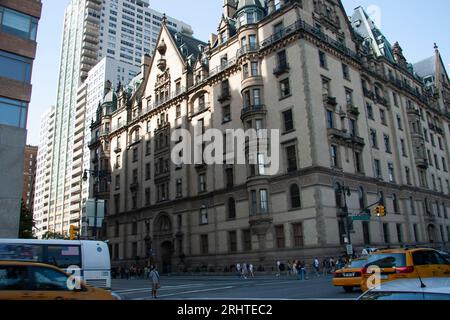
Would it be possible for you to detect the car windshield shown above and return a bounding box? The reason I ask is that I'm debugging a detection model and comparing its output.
[365,253,406,268]
[348,260,367,268]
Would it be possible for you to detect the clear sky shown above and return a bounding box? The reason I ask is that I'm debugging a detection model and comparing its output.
[27,0,450,145]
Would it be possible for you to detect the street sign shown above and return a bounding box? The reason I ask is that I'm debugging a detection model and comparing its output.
[352,215,371,221]
[346,244,353,255]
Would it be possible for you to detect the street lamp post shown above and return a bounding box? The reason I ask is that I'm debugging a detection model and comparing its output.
[334,169,353,259]
[83,167,108,240]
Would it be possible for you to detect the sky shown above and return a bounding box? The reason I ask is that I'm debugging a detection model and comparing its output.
[27,0,450,145]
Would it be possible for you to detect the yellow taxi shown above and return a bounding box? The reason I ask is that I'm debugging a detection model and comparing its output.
[360,248,450,292]
[0,261,119,300]
[333,257,368,292]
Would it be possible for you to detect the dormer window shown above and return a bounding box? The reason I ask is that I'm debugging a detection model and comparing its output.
[220,31,228,44]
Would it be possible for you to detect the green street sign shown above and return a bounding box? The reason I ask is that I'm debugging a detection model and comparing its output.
[352,215,371,221]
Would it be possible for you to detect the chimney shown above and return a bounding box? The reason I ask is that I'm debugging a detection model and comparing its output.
[141,53,152,78]
[223,0,237,18]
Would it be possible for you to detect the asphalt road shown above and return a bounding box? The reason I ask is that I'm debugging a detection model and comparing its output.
[112,275,362,300]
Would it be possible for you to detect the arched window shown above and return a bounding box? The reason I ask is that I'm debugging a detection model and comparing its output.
[358,186,366,210]
[335,183,343,208]
[290,184,301,209]
[228,197,236,220]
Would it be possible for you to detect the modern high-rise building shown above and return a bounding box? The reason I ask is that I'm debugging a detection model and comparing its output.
[34,0,192,237]
[22,145,38,210]
[0,0,42,238]
[33,106,56,236]
[67,56,142,239]
[90,0,450,272]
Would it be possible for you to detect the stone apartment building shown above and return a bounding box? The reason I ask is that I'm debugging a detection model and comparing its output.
[22,145,38,210]
[89,0,450,272]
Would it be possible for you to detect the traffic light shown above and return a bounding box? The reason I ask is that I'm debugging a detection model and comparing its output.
[373,205,386,217]
[379,205,386,217]
[70,225,80,240]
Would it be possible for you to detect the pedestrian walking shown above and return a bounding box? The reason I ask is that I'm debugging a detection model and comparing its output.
[313,258,320,277]
[242,263,248,279]
[249,264,254,278]
[297,261,306,280]
[236,263,241,278]
[276,260,281,277]
[292,260,297,278]
[149,265,160,299]
[329,257,336,273]
[322,258,330,277]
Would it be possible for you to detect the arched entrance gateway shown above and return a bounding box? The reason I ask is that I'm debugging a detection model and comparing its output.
[153,213,174,273]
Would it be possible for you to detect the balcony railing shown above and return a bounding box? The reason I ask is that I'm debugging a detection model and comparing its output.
[273,62,290,76]
[237,44,259,57]
[209,57,237,78]
[323,95,338,106]
[241,104,266,118]
[218,90,231,102]
[144,86,186,114]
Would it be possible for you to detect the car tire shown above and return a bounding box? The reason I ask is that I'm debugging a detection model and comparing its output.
[343,287,354,293]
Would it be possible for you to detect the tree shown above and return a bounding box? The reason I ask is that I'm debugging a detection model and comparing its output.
[41,231,68,240]
[19,200,35,239]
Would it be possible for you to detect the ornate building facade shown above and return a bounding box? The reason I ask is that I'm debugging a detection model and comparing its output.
[89,0,450,272]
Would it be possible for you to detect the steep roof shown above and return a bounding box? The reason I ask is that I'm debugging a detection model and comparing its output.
[413,56,435,78]
[236,0,265,11]
[167,27,207,63]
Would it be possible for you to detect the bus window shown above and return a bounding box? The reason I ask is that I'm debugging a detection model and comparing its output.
[0,244,44,262]
[46,246,81,269]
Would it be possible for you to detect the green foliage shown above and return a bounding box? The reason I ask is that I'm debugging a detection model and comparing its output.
[19,201,35,239]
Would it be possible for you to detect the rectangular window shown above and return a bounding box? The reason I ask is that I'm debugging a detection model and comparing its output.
[342,63,350,80]
[1,8,38,40]
[222,105,231,123]
[0,50,32,83]
[292,223,304,247]
[330,145,339,168]
[145,188,150,206]
[176,179,182,198]
[396,114,403,130]
[132,148,138,162]
[374,159,382,179]
[115,174,120,190]
[319,50,327,68]
[248,34,257,49]
[251,190,257,215]
[384,134,391,153]
[198,173,206,192]
[252,88,261,105]
[442,158,448,172]
[260,189,268,214]
[114,195,120,215]
[0,97,27,128]
[200,206,208,225]
[229,231,237,252]
[277,50,288,69]
[405,166,411,185]
[279,78,291,98]
[286,145,298,172]
[400,139,407,157]
[367,103,374,120]
[145,141,151,155]
[145,163,151,180]
[282,109,294,132]
[200,234,208,254]
[388,163,395,182]
[354,152,363,173]
[326,110,334,129]
[250,61,259,76]
[243,229,252,251]
[370,129,378,148]
[380,109,387,125]
[275,225,285,248]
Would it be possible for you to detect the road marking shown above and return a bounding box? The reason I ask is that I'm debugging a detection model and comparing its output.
[115,284,204,294]
[133,286,235,300]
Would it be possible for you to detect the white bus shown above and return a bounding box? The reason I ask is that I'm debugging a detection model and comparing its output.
[0,239,111,290]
